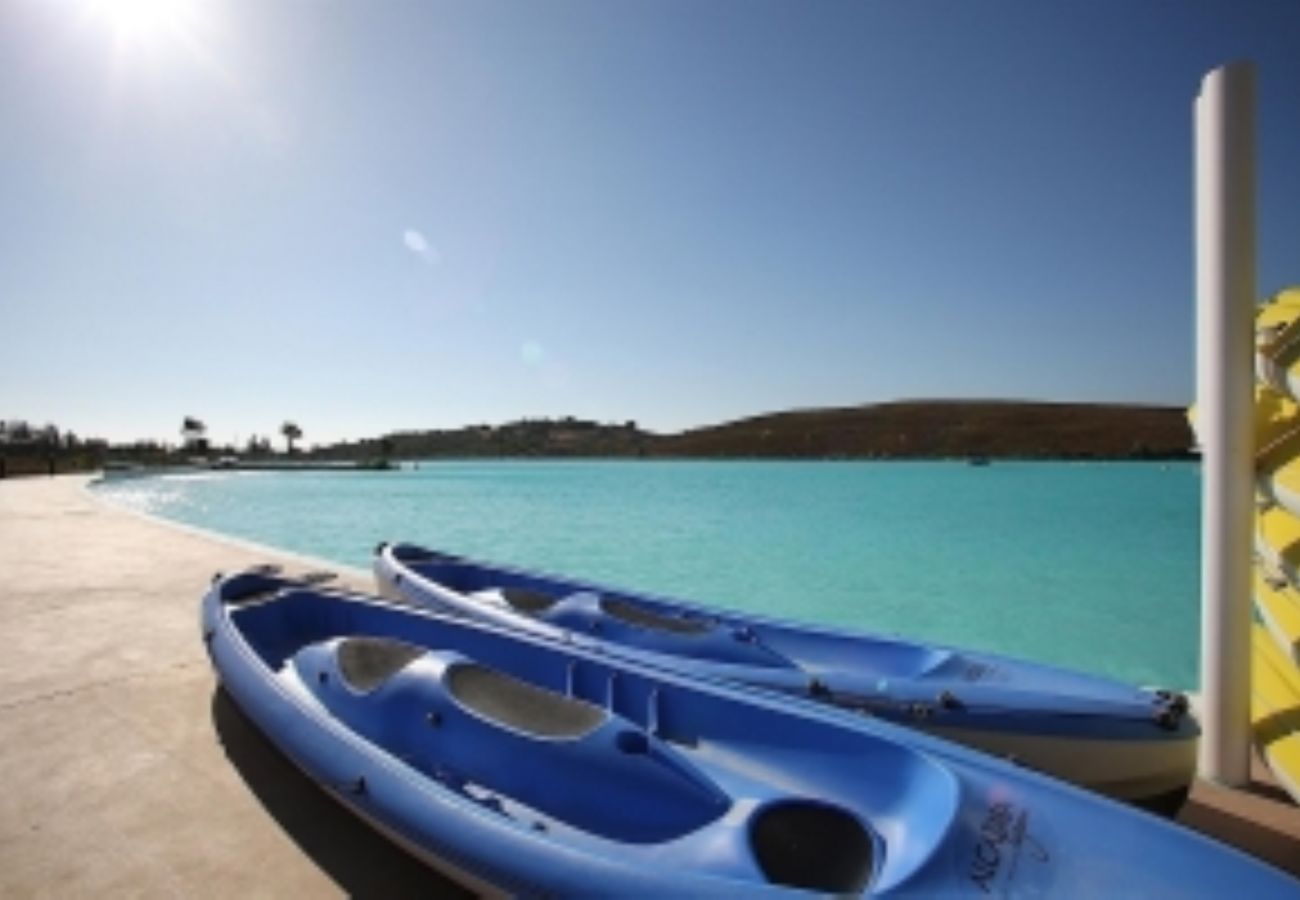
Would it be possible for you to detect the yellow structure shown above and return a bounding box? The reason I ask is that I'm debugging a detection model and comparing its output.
[1250,286,1300,804]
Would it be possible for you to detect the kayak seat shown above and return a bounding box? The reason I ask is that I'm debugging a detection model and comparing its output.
[338,637,426,692]
[601,597,711,635]
[750,800,874,893]
[449,663,605,739]
[500,587,559,615]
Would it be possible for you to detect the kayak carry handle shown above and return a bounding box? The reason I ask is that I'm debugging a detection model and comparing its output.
[298,571,337,586]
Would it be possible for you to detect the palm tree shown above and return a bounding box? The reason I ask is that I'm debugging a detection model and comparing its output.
[181,416,207,452]
[281,421,303,454]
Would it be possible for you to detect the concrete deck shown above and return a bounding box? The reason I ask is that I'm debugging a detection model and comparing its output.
[0,475,466,898]
[1,474,1297,894]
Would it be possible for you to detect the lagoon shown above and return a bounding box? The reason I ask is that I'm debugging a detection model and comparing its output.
[95,460,1201,688]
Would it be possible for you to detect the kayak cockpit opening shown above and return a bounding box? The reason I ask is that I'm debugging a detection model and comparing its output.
[448,662,605,739]
[600,597,713,635]
[499,587,559,615]
[390,543,462,565]
[750,800,876,893]
[337,637,426,692]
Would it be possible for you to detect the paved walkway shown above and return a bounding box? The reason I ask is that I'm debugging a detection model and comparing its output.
[0,475,466,898]
[0,474,1296,895]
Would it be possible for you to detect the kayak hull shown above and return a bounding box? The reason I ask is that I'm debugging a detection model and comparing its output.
[203,570,1293,897]
[915,724,1194,815]
[374,543,1198,811]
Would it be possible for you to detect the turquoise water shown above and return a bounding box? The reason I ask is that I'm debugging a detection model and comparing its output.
[96,461,1201,688]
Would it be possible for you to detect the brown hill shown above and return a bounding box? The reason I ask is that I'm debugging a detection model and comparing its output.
[650,400,1192,460]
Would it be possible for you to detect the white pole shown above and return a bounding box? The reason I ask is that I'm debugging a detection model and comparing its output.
[1195,61,1256,786]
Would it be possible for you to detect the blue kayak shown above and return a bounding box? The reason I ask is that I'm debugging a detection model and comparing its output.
[203,569,1291,897]
[375,542,1198,812]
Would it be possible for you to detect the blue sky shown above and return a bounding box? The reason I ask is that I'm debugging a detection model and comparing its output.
[2,1,1298,446]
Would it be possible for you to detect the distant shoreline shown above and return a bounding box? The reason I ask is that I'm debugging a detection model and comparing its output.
[1,400,1194,477]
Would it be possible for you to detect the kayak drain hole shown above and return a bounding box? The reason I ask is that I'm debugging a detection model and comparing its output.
[616,731,649,755]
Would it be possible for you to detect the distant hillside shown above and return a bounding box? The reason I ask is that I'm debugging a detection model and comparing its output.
[652,401,1192,460]
[319,417,651,460]
[313,401,1192,461]
[2,400,1191,479]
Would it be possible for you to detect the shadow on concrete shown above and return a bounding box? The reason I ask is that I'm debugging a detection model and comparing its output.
[1233,776,1295,806]
[210,687,474,899]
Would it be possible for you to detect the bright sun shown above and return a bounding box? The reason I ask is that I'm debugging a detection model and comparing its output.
[86,0,201,45]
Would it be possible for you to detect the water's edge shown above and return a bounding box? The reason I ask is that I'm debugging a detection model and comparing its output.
[85,475,372,584]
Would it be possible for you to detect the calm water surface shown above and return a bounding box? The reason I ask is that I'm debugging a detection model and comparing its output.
[96,461,1201,688]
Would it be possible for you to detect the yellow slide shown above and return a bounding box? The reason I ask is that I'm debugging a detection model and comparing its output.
[1253,383,1300,514]
[1252,625,1300,805]
[1253,570,1300,667]
[1255,286,1300,341]
[1251,288,1300,805]
[1255,286,1300,400]
[1255,505,1300,577]
[1187,385,1299,456]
